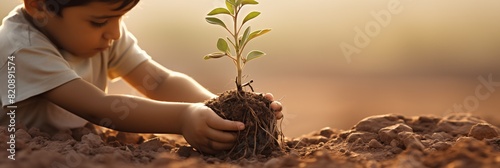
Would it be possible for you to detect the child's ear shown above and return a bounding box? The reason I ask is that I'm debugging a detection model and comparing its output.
[23,0,47,18]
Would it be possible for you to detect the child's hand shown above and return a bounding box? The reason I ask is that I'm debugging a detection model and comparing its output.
[262,93,284,120]
[181,103,245,154]
[181,93,282,154]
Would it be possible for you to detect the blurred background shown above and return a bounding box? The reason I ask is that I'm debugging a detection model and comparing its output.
[2,0,500,137]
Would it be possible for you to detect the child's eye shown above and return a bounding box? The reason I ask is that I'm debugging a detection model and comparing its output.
[90,20,108,28]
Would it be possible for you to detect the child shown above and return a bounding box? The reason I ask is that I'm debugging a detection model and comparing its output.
[0,0,283,154]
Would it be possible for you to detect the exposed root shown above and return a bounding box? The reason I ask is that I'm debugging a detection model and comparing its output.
[205,90,285,159]
[242,80,254,92]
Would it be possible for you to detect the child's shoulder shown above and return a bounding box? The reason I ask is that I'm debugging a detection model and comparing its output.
[0,5,57,59]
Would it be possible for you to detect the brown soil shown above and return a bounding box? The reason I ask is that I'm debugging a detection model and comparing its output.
[1,113,500,168]
[204,90,284,159]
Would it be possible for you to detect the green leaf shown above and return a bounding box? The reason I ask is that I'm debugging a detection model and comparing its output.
[245,50,265,63]
[204,52,226,60]
[241,0,259,5]
[243,11,260,25]
[208,8,231,16]
[226,0,236,5]
[249,28,271,41]
[241,26,251,47]
[235,0,242,6]
[225,1,235,15]
[206,17,227,29]
[217,38,230,53]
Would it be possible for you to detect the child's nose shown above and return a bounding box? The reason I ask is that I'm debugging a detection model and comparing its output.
[103,21,121,40]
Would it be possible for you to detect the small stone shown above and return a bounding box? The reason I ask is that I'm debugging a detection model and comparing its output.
[354,114,404,133]
[82,133,103,148]
[408,116,440,132]
[108,140,122,147]
[399,132,424,151]
[468,123,499,140]
[307,136,329,144]
[339,130,353,139]
[378,124,413,144]
[177,146,195,158]
[431,142,451,151]
[116,132,144,144]
[420,139,432,147]
[417,116,439,123]
[346,132,378,143]
[139,137,163,151]
[71,127,92,141]
[319,127,334,138]
[368,139,384,148]
[390,139,400,148]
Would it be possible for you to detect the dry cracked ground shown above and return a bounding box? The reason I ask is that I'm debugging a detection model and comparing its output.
[1,113,500,168]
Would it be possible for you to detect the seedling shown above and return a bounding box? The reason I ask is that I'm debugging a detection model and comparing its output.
[204,0,271,92]
[202,0,284,159]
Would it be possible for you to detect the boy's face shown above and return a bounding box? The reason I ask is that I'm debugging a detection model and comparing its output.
[38,2,133,57]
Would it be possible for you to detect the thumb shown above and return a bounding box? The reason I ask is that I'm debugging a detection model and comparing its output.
[206,111,245,131]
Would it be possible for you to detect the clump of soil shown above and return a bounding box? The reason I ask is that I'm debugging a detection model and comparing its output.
[1,113,500,168]
[204,90,285,159]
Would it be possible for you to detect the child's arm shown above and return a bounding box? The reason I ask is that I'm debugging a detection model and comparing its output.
[41,78,244,154]
[122,60,216,102]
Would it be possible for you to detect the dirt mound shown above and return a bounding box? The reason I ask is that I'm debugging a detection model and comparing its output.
[1,113,500,168]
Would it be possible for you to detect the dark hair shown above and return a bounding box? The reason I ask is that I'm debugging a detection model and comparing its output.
[44,0,140,16]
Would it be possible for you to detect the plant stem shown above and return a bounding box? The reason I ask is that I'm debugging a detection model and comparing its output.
[234,5,242,91]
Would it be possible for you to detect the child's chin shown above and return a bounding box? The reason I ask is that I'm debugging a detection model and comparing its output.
[77,51,101,58]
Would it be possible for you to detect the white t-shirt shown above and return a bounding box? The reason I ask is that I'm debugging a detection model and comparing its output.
[0,5,151,132]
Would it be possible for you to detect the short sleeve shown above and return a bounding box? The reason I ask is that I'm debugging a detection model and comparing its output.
[0,47,80,107]
[107,23,151,79]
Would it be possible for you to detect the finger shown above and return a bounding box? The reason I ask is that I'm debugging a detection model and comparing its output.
[196,139,234,154]
[196,145,218,155]
[263,93,274,101]
[276,112,283,120]
[270,101,283,112]
[208,140,234,151]
[206,128,237,143]
[206,111,245,131]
